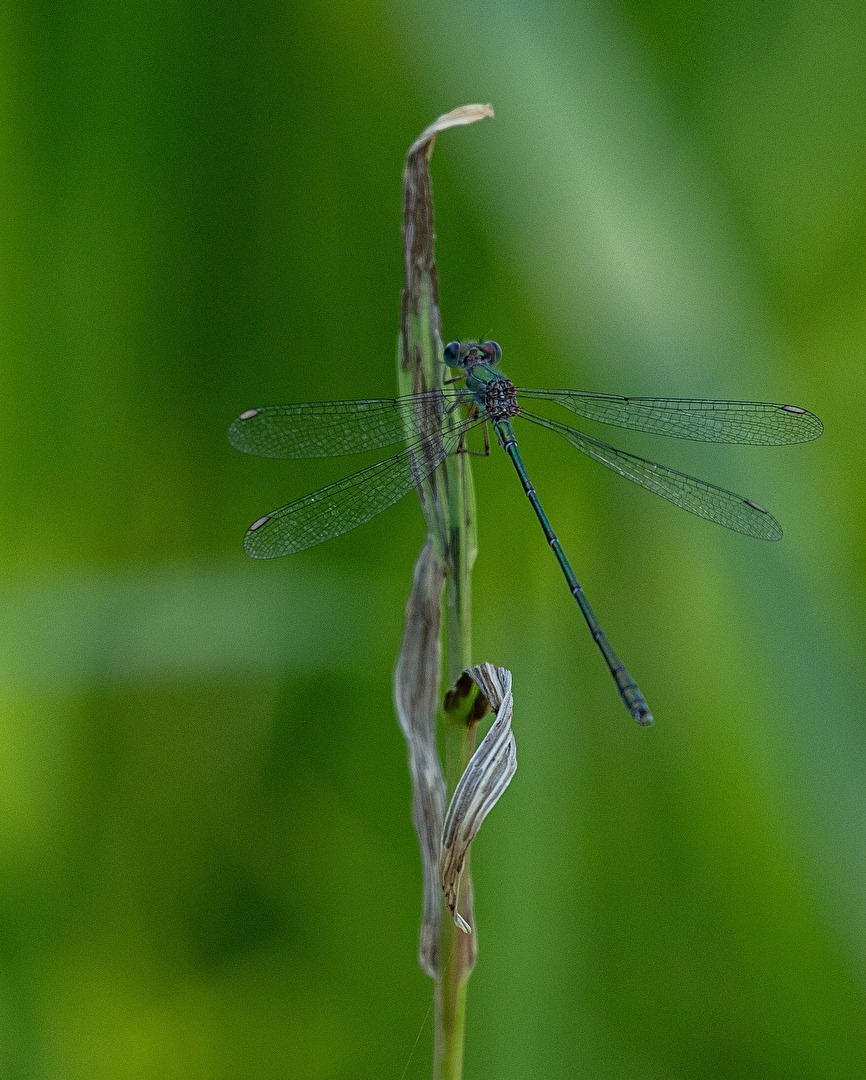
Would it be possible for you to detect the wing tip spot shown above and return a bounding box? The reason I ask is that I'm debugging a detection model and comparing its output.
[249,515,271,532]
[239,409,260,421]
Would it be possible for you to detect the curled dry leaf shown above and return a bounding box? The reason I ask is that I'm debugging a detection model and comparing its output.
[394,541,447,977]
[396,104,494,978]
[440,664,516,932]
[400,105,493,555]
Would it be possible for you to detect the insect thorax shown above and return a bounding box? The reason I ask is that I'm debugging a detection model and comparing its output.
[484,378,521,422]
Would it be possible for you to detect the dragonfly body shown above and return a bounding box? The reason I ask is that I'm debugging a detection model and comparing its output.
[229,341,822,724]
[446,340,652,723]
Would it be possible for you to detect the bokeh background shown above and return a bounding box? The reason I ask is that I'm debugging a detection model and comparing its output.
[3,1,866,1077]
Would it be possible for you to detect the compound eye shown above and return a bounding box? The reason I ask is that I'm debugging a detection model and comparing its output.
[443,341,462,366]
[481,340,502,363]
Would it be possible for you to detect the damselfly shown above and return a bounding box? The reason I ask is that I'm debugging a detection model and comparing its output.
[229,341,822,724]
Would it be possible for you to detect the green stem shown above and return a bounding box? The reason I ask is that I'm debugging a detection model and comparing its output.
[434,927,469,1080]
[444,449,475,683]
[436,488,479,1078]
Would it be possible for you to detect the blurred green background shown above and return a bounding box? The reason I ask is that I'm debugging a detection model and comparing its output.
[2,1,866,1077]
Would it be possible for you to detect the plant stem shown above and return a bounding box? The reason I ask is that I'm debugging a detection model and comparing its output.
[435,413,480,1077]
[434,924,470,1080]
[397,104,493,1080]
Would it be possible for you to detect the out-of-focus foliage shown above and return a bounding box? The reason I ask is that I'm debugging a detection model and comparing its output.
[2,2,865,1077]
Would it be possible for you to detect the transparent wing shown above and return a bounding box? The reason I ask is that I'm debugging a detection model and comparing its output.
[516,389,823,445]
[520,411,783,540]
[243,419,477,557]
[229,388,467,459]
